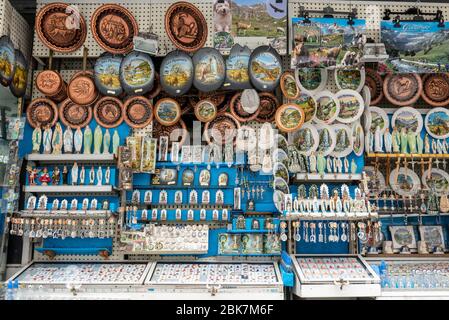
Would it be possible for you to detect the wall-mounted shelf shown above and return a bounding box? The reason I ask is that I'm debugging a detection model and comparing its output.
[26,154,116,164]
[294,173,362,182]
[123,250,208,255]
[24,185,115,194]
[378,213,449,218]
[367,153,449,159]
[282,214,374,221]
[17,210,114,218]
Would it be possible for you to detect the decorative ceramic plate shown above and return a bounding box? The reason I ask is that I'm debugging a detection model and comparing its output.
[383,73,422,106]
[9,49,28,97]
[335,89,365,123]
[334,67,365,92]
[294,67,327,95]
[313,91,340,124]
[91,4,138,54]
[148,73,162,99]
[164,2,207,52]
[154,98,181,126]
[152,119,187,146]
[59,98,92,129]
[0,36,15,86]
[352,121,365,157]
[204,112,240,145]
[160,50,193,97]
[290,123,319,156]
[120,51,155,95]
[273,190,285,213]
[365,68,383,105]
[273,177,290,195]
[316,123,336,156]
[272,148,289,166]
[424,107,449,139]
[365,106,389,134]
[421,73,449,107]
[35,3,87,53]
[362,85,371,107]
[422,168,449,196]
[193,47,226,92]
[224,44,251,90]
[93,96,124,128]
[194,99,217,123]
[363,166,385,196]
[68,70,98,107]
[249,45,282,92]
[123,96,153,129]
[280,71,300,100]
[240,89,260,114]
[391,107,423,135]
[276,134,289,152]
[292,92,316,124]
[273,162,289,184]
[230,92,260,122]
[26,98,59,129]
[35,70,64,98]
[275,103,305,133]
[389,167,421,197]
[331,124,353,158]
[94,53,123,97]
[199,91,226,107]
[256,93,278,122]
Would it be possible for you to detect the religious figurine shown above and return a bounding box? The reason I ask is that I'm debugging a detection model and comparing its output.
[103,129,111,154]
[71,163,79,185]
[350,159,358,174]
[384,128,392,153]
[112,129,120,155]
[63,127,73,153]
[416,133,424,154]
[392,127,400,153]
[407,129,417,154]
[94,125,103,154]
[62,166,69,185]
[400,128,408,154]
[326,157,333,173]
[374,126,383,152]
[26,166,40,185]
[32,125,42,153]
[424,134,430,154]
[83,125,93,154]
[437,139,444,154]
[105,166,111,185]
[52,166,60,185]
[344,157,349,173]
[74,127,83,153]
[39,167,51,185]
[432,139,437,154]
[43,125,53,154]
[317,152,326,176]
[97,166,103,186]
[51,123,63,154]
[309,152,317,173]
[80,165,85,185]
[369,130,374,153]
[89,166,95,185]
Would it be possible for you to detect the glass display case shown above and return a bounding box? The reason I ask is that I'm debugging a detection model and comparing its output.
[366,257,449,300]
[290,255,381,298]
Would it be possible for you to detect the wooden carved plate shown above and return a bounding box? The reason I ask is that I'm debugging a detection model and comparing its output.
[365,68,383,105]
[68,71,98,106]
[421,74,449,107]
[123,96,153,129]
[35,3,87,53]
[91,4,138,54]
[383,73,422,106]
[256,93,278,122]
[152,119,187,146]
[93,96,124,128]
[164,2,208,52]
[230,92,260,122]
[36,70,64,98]
[59,98,92,129]
[204,112,241,145]
[154,98,181,126]
[26,98,58,128]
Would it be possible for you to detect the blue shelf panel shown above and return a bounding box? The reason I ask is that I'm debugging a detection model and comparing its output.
[35,247,111,255]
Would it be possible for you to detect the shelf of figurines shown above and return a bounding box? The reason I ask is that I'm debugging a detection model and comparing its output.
[367,153,449,159]
[377,212,449,218]
[281,213,375,221]
[16,210,115,219]
[293,173,362,182]
[365,254,449,258]
[26,153,116,164]
[24,185,116,194]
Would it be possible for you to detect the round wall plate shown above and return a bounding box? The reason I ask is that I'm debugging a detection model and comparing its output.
[123,96,153,129]
[363,166,385,196]
[294,67,327,95]
[316,123,336,156]
[335,89,365,123]
[204,112,240,145]
[240,89,259,114]
[193,47,226,92]
[331,123,353,158]
[392,106,423,135]
[94,53,123,97]
[164,1,208,52]
[313,91,340,125]
[120,51,155,95]
[91,4,138,54]
[230,92,260,122]
[160,50,193,97]
[389,167,421,197]
[273,162,289,184]
[334,67,365,92]
[194,99,217,123]
[35,70,64,98]
[422,168,449,196]
[9,49,28,97]
[224,44,251,90]
[26,98,59,129]
[290,123,319,156]
[280,71,300,100]
[365,68,383,105]
[93,96,124,128]
[68,71,98,106]
[154,98,181,126]
[273,190,285,213]
[148,73,162,99]
[275,103,305,133]
[352,121,365,157]
[365,106,389,134]
[59,98,92,129]
[0,36,15,86]
[383,73,422,106]
[292,92,316,124]
[256,93,278,122]
[248,45,282,92]
[424,107,449,139]
[153,119,187,147]
[273,177,290,195]
[421,73,449,107]
[35,2,87,53]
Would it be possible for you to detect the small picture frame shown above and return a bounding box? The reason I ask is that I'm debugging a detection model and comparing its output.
[174,190,183,204]
[158,136,169,162]
[151,209,158,221]
[222,209,228,221]
[218,172,229,187]
[192,145,203,164]
[144,190,152,204]
[284,193,293,212]
[70,199,78,210]
[160,209,167,220]
[175,208,182,220]
[181,145,192,163]
[181,169,195,187]
[171,142,180,162]
[51,199,59,211]
[26,196,36,210]
[216,190,224,205]
[189,190,198,204]
[233,187,241,210]
[202,190,210,204]
[419,225,446,251]
[199,169,211,186]
[60,199,68,211]
[389,226,417,252]
[159,190,168,204]
[200,209,206,220]
[212,209,219,220]
[140,137,157,173]
[187,209,194,221]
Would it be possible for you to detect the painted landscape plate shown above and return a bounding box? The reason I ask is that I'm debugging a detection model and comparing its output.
[335,89,364,123]
[94,53,123,97]
[365,68,383,105]
[352,121,365,156]
[331,124,353,158]
[280,71,300,100]
[249,45,282,92]
[389,167,421,197]
[154,98,181,126]
[290,123,319,156]
[273,177,290,195]
[334,67,365,92]
[10,49,28,98]
[392,107,423,135]
[194,99,217,123]
[363,166,385,196]
[160,50,193,97]
[313,91,340,124]
[193,47,226,92]
[59,98,92,129]
[272,148,289,166]
[292,92,316,124]
[224,44,251,90]
[275,103,305,133]
[383,73,422,106]
[0,36,15,86]
[273,162,289,184]
[316,123,336,156]
[365,106,389,134]
[120,51,155,95]
[425,107,449,139]
[421,74,449,107]
[294,67,327,95]
[422,168,449,196]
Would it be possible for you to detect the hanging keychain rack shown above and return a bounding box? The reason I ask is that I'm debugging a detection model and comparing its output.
[299,5,358,25]
[383,7,445,27]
